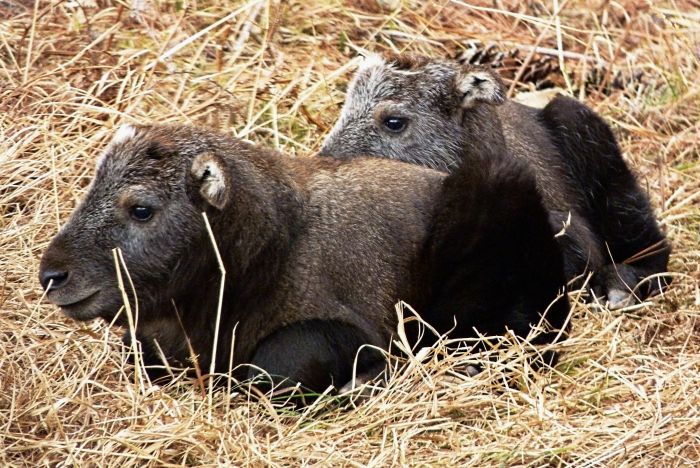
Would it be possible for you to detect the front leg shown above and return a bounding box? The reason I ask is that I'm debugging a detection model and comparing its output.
[247,319,385,404]
[121,331,173,383]
[121,318,190,383]
[542,95,671,305]
[593,262,670,310]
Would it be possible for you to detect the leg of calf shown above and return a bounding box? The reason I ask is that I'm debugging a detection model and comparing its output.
[247,319,385,404]
[422,146,570,350]
[541,95,670,305]
[548,209,605,290]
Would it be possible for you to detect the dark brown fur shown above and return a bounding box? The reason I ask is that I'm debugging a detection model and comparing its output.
[39,123,568,398]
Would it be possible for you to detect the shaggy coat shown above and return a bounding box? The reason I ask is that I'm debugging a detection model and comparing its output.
[319,54,670,308]
[40,124,568,396]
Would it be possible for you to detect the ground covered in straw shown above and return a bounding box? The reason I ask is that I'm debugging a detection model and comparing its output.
[1,0,699,465]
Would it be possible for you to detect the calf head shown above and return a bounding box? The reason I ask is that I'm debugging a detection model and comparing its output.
[319,54,506,170]
[39,124,232,324]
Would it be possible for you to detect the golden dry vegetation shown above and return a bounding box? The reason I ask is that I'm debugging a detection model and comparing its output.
[1,0,699,465]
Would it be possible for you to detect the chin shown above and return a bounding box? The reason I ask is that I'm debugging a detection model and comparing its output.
[50,290,119,323]
[61,303,109,322]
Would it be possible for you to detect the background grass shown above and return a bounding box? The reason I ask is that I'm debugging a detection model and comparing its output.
[1,0,699,465]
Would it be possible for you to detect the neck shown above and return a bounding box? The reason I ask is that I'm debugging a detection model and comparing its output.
[460,105,508,157]
[140,145,306,376]
[213,143,304,293]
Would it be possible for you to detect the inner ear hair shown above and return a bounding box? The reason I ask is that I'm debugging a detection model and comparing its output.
[191,152,229,210]
[456,67,506,109]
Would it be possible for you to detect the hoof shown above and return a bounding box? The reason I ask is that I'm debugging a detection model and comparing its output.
[606,288,634,310]
[466,365,481,377]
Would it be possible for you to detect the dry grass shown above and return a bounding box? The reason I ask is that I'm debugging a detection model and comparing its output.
[1,0,699,465]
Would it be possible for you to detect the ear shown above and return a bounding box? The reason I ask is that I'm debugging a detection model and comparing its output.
[191,152,229,210]
[455,67,506,109]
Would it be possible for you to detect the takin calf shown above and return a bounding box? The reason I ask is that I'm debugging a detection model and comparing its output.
[319,54,671,309]
[39,124,568,399]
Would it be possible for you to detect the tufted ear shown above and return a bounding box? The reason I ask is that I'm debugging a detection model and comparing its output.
[455,67,506,109]
[191,152,229,210]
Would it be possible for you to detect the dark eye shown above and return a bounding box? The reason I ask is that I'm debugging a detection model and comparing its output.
[130,205,153,222]
[383,116,408,133]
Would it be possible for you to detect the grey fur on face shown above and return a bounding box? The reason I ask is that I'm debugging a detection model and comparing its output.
[320,57,460,169]
[319,54,500,171]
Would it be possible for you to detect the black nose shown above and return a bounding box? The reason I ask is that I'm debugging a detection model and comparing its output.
[40,269,69,291]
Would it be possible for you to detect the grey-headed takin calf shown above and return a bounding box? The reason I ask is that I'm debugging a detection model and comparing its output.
[320,54,670,309]
[39,124,568,400]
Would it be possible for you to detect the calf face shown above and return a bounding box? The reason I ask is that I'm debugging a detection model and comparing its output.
[39,125,223,324]
[319,55,505,170]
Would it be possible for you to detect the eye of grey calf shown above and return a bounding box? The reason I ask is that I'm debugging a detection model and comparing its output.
[383,116,408,133]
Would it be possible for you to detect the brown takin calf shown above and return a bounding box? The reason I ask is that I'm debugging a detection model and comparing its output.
[320,54,670,309]
[39,124,568,400]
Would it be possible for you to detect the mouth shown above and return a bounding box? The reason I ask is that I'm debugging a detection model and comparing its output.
[51,289,100,307]
[51,290,102,320]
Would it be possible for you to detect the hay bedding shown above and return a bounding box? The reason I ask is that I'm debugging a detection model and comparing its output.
[1,0,699,465]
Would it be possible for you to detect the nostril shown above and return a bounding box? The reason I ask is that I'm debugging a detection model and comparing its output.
[40,269,69,291]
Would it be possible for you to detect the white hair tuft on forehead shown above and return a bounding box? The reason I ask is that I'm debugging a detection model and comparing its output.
[96,124,137,170]
[357,54,386,73]
[111,124,137,145]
